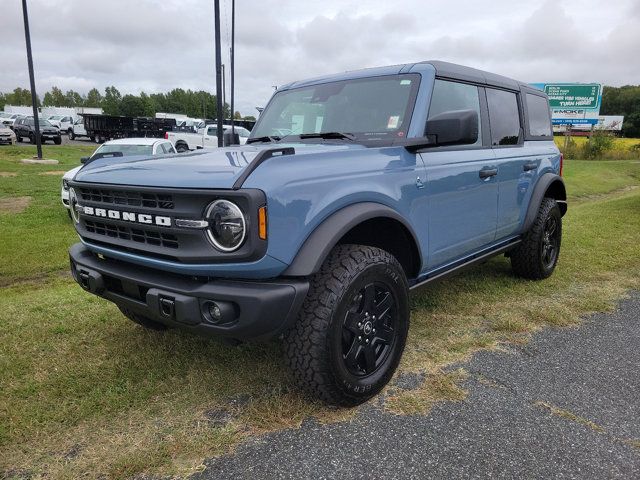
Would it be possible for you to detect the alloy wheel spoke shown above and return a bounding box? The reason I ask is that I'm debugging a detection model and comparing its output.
[375,324,394,345]
[344,340,363,372]
[363,345,377,372]
[362,283,376,312]
[372,291,392,320]
[344,310,362,333]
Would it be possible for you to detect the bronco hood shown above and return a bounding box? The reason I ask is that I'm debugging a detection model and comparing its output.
[72,143,364,189]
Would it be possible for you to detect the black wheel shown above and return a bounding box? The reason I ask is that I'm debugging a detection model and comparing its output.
[54,137,62,145]
[511,197,562,280]
[118,305,168,331]
[284,244,410,406]
[176,143,189,153]
[29,133,35,144]
[68,129,75,140]
[16,134,22,142]
[93,135,101,144]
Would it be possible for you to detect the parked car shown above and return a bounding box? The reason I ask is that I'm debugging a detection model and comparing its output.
[0,113,24,129]
[14,117,61,144]
[67,61,566,406]
[0,124,17,145]
[47,115,75,133]
[61,138,177,212]
[166,124,250,152]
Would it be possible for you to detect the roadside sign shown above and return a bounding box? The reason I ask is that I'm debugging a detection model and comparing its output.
[530,82,602,126]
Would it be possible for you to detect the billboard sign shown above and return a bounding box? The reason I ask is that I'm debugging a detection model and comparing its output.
[530,83,602,126]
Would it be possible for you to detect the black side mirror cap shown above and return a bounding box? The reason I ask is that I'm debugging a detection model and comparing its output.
[425,109,479,147]
[80,157,89,164]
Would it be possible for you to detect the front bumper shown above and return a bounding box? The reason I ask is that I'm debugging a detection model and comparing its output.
[69,243,309,340]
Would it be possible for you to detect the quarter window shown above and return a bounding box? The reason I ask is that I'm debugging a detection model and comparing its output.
[525,93,552,137]
[486,88,521,146]
[428,79,482,146]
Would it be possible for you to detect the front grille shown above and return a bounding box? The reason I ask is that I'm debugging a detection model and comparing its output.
[85,220,179,249]
[77,187,174,210]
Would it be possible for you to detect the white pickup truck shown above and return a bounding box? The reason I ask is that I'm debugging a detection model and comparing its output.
[165,124,250,152]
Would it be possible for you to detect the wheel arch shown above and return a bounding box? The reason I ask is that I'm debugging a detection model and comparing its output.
[521,173,567,234]
[282,202,422,280]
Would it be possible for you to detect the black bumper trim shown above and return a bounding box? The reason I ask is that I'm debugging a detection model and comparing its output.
[69,243,309,340]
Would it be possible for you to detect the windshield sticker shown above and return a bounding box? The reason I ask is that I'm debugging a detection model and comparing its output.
[400,79,411,85]
[387,116,400,129]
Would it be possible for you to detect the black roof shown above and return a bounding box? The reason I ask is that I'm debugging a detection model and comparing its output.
[423,60,536,93]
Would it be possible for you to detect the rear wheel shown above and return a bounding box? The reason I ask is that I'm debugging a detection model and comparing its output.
[284,244,409,406]
[176,142,189,153]
[118,305,169,331]
[511,197,562,280]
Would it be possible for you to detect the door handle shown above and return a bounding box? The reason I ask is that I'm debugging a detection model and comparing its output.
[479,168,498,179]
[523,162,538,172]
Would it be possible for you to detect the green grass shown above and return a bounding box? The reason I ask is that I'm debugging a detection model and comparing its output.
[1,145,639,478]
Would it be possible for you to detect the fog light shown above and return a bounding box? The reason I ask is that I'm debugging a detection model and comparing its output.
[208,302,222,322]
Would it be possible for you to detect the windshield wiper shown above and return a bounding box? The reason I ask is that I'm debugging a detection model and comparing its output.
[298,132,356,141]
[246,136,281,144]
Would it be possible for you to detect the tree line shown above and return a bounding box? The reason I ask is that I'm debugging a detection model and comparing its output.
[600,85,640,137]
[2,84,638,135]
[0,86,256,121]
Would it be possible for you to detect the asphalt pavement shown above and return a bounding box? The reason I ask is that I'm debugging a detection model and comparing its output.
[194,292,640,480]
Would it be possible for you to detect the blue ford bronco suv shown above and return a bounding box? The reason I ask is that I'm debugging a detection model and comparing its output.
[68,61,566,406]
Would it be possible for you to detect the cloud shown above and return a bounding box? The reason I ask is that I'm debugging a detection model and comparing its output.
[0,0,637,116]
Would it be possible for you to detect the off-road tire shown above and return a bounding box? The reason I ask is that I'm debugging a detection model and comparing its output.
[284,244,410,406]
[118,305,168,331]
[511,197,562,280]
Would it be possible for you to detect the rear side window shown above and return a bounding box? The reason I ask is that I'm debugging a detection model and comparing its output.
[428,79,482,146]
[525,93,552,137]
[486,88,521,146]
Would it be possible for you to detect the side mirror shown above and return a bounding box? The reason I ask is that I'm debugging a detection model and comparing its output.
[80,157,89,164]
[425,109,478,147]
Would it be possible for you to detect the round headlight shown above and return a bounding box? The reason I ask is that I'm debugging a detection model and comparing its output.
[205,199,246,252]
[69,188,80,224]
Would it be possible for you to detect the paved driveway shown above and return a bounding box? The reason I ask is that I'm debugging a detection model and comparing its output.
[195,292,640,479]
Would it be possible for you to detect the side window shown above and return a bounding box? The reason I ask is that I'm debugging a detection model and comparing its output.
[428,79,482,146]
[207,126,216,136]
[525,93,552,137]
[486,88,521,146]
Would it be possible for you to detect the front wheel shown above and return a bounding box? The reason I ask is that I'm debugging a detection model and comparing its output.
[284,244,410,406]
[510,197,562,280]
[54,137,62,145]
[68,129,75,140]
[29,133,35,144]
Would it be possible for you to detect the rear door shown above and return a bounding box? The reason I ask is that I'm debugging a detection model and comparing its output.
[420,79,498,270]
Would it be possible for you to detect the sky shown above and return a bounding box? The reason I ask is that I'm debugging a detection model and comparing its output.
[0,0,638,117]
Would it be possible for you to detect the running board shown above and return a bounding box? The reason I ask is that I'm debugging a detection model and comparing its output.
[409,239,522,294]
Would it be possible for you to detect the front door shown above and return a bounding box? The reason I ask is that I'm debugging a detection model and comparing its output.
[420,79,498,270]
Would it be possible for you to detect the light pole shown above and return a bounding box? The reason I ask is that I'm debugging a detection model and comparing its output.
[21,0,42,159]
[214,0,223,147]
[230,0,235,134]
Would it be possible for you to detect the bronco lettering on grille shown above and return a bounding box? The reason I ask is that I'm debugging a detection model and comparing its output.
[81,206,172,227]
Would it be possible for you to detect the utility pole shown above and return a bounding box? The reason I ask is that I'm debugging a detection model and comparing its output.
[21,0,42,159]
[222,64,226,118]
[230,0,235,135]
[214,0,223,146]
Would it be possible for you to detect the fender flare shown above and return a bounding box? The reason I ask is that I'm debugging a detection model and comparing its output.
[282,202,422,277]
[521,173,567,234]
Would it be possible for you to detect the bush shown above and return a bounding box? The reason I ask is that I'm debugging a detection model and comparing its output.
[583,131,614,159]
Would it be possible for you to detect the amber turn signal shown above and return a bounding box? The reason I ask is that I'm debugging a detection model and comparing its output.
[258,206,267,240]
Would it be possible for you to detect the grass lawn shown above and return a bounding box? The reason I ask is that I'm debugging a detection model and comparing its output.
[1,145,639,478]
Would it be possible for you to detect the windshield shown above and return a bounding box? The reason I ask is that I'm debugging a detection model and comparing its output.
[92,144,154,158]
[49,115,63,120]
[251,74,420,142]
[38,119,52,127]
